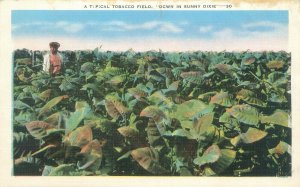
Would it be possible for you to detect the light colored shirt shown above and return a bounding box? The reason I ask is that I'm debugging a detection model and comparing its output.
[43,52,64,73]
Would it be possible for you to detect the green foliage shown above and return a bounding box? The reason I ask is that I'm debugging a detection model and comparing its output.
[13,49,291,176]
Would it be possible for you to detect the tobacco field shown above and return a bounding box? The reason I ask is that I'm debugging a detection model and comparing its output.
[13,49,291,176]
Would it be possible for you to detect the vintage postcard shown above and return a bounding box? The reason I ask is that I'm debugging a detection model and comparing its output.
[0,0,300,186]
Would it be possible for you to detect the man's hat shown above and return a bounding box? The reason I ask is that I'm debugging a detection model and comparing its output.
[49,42,60,48]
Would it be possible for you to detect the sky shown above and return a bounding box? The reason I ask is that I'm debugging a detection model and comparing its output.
[11,10,288,51]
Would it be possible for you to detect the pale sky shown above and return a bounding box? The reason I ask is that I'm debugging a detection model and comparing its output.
[12,10,288,52]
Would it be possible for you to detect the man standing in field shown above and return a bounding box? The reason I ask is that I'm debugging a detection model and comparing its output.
[43,42,63,76]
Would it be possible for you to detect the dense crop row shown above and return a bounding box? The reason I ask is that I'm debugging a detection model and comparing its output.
[13,49,291,176]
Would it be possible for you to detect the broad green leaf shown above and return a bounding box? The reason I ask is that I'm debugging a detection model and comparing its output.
[25,121,54,139]
[256,65,262,77]
[162,80,180,96]
[210,91,233,107]
[49,164,76,176]
[140,106,168,135]
[140,106,166,122]
[192,112,214,135]
[117,126,138,138]
[193,104,215,119]
[180,71,204,84]
[66,126,93,147]
[146,119,165,149]
[75,101,89,110]
[81,83,104,96]
[210,149,236,174]
[147,67,164,81]
[44,112,63,127]
[268,141,291,155]
[105,95,130,120]
[230,136,241,147]
[167,80,180,91]
[78,140,103,172]
[117,151,132,161]
[14,111,36,124]
[38,95,69,117]
[14,100,32,110]
[240,127,267,144]
[179,167,193,176]
[66,105,91,133]
[266,60,284,69]
[15,58,32,65]
[131,147,168,175]
[39,89,52,101]
[96,66,124,81]
[156,67,172,78]
[214,63,233,75]
[148,91,173,107]
[269,91,288,103]
[219,112,231,123]
[198,91,217,101]
[193,144,221,167]
[171,129,192,139]
[59,77,78,92]
[236,89,266,107]
[267,72,288,88]
[203,166,217,176]
[171,99,208,120]
[227,104,259,125]
[242,57,256,65]
[260,109,289,127]
[106,74,126,85]
[189,60,206,68]
[80,62,94,72]
[128,87,147,101]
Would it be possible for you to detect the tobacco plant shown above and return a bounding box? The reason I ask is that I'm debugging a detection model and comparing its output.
[13,49,291,176]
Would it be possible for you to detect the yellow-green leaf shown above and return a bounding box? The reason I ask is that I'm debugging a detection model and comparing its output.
[131,147,168,175]
[105,95,130,120]
[230,136,241,147]
[210,91,233,107]
[140,106,166,122]
[192,112,214,135]
[227,104,259,125]
[180,71,203,84]
[25,121,54,139]
[44,112,63,127]
[38,95,69,117]
[236,89,266,107]
[106,74,126,85]
[268,141,290,155]
[242,57,256,65]
[266,60,284,69]
[128,87,147,101]
[140,106,168,135]
[260,109,289,127]
[39,89,52,101]
[66,126,93,147]
[66,104,91,133]
[210,149,236,174]
[240,127,267,144]
[193,144,221,167]
[78,139,103,172]
[148,91,173,107]
[117,126,138,138]
[215,64,233,74]
[15,58,32,65]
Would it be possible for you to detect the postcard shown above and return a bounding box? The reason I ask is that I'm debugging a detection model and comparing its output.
[0,0,300,186]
